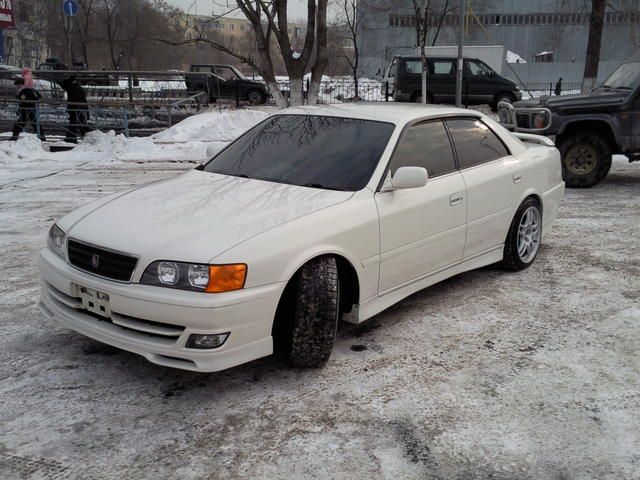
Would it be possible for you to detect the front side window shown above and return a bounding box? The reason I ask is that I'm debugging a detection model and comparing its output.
[465,60,493,76]
[404,60,421,74]
[214,67,237,81]
[390,121,456,178]
[446,118,509,168]
[205,115,395,191]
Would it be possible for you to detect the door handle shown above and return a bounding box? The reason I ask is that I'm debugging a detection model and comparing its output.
[513,174,523,184]
[449,192,464,206]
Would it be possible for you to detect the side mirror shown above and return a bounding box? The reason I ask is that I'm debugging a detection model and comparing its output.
[381,166,428,191]
[488,70,496,77]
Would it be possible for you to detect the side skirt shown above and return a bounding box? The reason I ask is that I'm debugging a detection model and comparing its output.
[349,245,504,324]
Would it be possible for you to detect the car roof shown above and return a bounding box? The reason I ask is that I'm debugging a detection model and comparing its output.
[277,103,481,125]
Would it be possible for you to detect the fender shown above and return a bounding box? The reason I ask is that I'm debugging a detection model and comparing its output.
[554,114,621,147]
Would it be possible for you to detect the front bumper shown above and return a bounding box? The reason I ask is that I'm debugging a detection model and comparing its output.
[39,248,284,372]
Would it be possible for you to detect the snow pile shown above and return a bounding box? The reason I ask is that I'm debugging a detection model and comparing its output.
[506,50,526,63]
[152,108,270,143]
[0,108,272,185]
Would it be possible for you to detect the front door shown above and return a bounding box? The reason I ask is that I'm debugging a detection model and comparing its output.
[445,117,525,258]
[463,60,495,105]
[375,120,467,293]
[213,66,239,99]
[629,92,640,151]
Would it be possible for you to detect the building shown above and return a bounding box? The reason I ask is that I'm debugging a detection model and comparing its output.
[358,0,640,83]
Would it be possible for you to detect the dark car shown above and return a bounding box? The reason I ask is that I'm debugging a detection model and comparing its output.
[389,55,521,109]
[499,58,640,188]
[36,58,114,86]
[185,64,269,105]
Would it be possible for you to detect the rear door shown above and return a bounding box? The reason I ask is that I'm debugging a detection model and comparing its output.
[429,59,457,103]
[375,119,466,292]
[446,117,525,258]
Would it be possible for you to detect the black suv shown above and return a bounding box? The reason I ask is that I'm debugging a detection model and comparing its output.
[388,55,521,109]
[500,58,640,188]
[185,64,269,104]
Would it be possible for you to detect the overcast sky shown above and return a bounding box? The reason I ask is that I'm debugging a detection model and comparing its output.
[165,0,312,21]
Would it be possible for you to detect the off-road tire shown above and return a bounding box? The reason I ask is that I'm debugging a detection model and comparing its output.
[247,90,266,105]
[558,133,612,188]
[491,91,516,112]
[273,257,340,367]
[502,197,542,271]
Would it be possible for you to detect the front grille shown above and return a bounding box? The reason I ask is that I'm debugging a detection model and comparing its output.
[516,113,531,129]
[67,239,138,282]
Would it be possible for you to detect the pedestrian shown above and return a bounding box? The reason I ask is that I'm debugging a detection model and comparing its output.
[60,76,90,143]
[11,75,46,142]
[554,77,563,96]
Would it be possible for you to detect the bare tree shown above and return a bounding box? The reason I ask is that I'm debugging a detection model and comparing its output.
[334,0,363,99]
[582,0,606,93]
[74,0,97,67]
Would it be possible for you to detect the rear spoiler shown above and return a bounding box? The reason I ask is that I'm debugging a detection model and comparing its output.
[511,132,555,147]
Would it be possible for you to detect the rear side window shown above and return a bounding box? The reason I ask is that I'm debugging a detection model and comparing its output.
[446,118,509,168]
[431,60,455,75]
[390,121,457,178]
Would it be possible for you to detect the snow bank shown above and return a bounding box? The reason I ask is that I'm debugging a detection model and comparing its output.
[0,108,272,186]
[506,50,526,63]
[152,108,270,143]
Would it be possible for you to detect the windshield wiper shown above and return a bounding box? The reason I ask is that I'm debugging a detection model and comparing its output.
[302,183,349,191]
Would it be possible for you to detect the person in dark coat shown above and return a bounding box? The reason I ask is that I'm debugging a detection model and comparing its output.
[11,78,46,141]
[60,76,90,143]
[554,77,563,96]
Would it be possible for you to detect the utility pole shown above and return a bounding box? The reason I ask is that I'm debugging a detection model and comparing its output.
[455,0,464,107]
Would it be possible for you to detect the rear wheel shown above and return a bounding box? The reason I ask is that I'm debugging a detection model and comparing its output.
[502,198,543,271]
[273,257,340,367]
[558,133,612,188]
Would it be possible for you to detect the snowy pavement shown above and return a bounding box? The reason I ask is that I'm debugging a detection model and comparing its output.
[0,113,639,479]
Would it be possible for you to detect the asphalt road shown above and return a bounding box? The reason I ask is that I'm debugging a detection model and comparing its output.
[0,157,638,479]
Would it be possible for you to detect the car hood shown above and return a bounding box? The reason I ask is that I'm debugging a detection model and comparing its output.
[541,89,630,113]
[66,170,353,264]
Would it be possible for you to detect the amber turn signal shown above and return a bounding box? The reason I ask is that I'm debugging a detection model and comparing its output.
[205,264,247,293]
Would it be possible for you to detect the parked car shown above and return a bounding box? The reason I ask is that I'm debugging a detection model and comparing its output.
[499,57,640,187]
[0,64,65,100]
[185,64,269,104]
[36,58,115,87]
[39,104,564,372]
[388,55,522,109]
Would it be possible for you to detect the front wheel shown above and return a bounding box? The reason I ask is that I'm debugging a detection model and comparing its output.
[502,198,543,271]
[491,92,516,111]
[273,257,340,367]
[247,90,266,105]
[558,133,612,188]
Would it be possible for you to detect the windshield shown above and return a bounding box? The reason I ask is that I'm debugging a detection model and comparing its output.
[602,62,640,90]
[204,115,395,191]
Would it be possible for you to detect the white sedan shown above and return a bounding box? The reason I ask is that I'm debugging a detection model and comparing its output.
[39,104,565,372]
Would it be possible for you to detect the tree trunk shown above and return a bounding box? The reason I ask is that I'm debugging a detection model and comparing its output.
[582,0,606,93]
[421,45,427,103]
[290,77,305,106]
[308,0,329,105]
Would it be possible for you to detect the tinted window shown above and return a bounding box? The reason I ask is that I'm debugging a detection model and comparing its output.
[431,60,455,75]
[204,115,395,191]
[446,118,509,168]
[404,60,421,74]
[465,60,492,76]
[390,121,456,178]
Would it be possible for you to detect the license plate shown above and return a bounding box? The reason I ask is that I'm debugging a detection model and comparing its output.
[75,284,111,318]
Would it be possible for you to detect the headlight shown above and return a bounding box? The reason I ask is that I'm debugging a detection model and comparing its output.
[141,261,247,293]
[47,224,66,258]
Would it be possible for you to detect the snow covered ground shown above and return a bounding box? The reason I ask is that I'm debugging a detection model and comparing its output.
[0,108,639,479]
